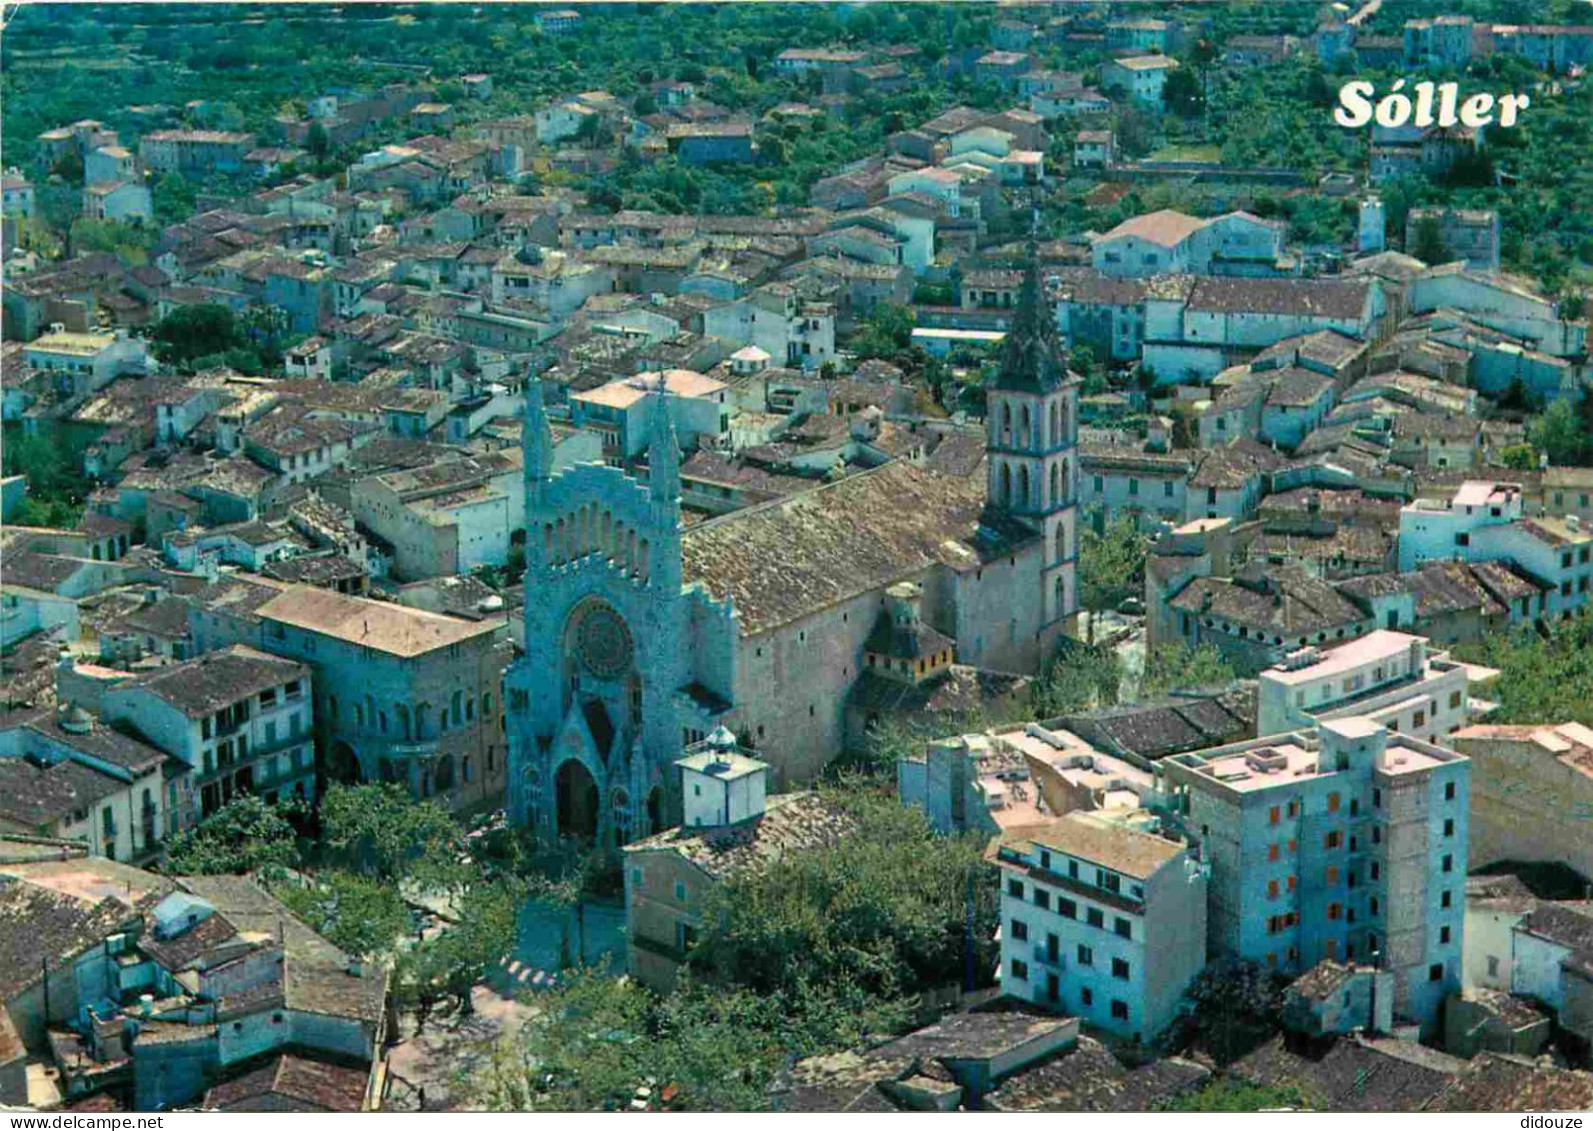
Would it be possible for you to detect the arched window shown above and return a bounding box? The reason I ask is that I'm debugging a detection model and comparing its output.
[1055,574,1067,615]
[1019,404,1031,445]
[1000,463,1012,505]
[434,754,454,791]
[612,789,632,845]
[396,703,412,741]
[1050,401,1060,445]
[1001,401,1012,442]
[1018,465,1031,508]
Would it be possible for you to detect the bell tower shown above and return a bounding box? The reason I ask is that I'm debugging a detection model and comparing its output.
[985,242,1081,644]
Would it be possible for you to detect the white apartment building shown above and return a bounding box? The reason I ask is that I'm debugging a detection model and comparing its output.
[103,646,315,822]
[992,810,1207,1042]
[1162,717,1470,1036]
[1257,630,1495,741]
[1399,481,1593,619]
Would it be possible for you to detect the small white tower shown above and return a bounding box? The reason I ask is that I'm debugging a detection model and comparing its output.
[1358,196,1386,255]
[678,726,768,830]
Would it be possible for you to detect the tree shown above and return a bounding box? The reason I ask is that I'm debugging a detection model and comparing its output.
[162,795,300,877]
[1140,643,1236,698]
[473,973,784,1111]
[1080,513,1147,613]
[1161,1080,1308,1112]
[689,788,997,1054]
[1030,642,1122,716]
[1410,214,1447,265]
[395,877,521,1021]
[1457,613,1593,728]
[1497,441,1539,471]
[1163,66,1205,118]
[317,783,469,889]
[152,172,197,225]
[1528,395,1593,467]
[275,871,411,958]
[150,303,241,367]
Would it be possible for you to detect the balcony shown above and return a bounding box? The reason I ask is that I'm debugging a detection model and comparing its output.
[1033,945,1065,969]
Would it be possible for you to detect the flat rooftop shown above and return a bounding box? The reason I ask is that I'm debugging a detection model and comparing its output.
[1262,629,1423,687]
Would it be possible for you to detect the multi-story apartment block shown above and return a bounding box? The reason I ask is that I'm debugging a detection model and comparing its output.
[137,130,254,176]
[1100,55,1177,105]
[1399,481,1593,619]
[1162,717,1470,1035]
[251,586,511,811]
[0,701,172,862]
[1256,629,1494,741]
[103,646,314,821]
[991,810,1207,1041]
[568,369,730,463]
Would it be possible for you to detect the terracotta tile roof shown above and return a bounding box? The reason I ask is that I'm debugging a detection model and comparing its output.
[257,586,501,657]
[624,792,855,881]
[681,461,1035,636]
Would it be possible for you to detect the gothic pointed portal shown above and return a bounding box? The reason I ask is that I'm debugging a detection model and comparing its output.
[991,242,1067,396]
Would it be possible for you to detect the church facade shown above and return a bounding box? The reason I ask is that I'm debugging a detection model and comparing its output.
[506,255,1079,847]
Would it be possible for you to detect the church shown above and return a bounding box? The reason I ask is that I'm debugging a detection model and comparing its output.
[505,251,1080,845]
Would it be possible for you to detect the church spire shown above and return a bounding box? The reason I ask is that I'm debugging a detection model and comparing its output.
[522,374,552,483]
[648,373,680,506]
[991,209,1066,396]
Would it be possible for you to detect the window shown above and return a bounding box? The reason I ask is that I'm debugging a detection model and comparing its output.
[1011,920,1029,942]
[1287,800,1300,818]
[673,881,687,902]
[1445,781,1456,801]
[1440,925,1452,944]
[1373,788,1382,808]
[1111,999,1129,1021]
[1112,957,1130,980]
[1114,917,1132,940]
[1448,692,1461,711]
[1487,956,1500,977]
[1269,806,1281,826]
[1326,865,1339,885]
[1328,792,1341,813]
[1081,987,1093,1007]
[1008,878,1024,898]
[1077,944,1094,966]
[1443,818,1455,837]
[1035,889,1051,910]
[1413,709,1426,728]
[1041,850,1052,870]
[1441,890,1453,909]
[1442,854,1453,874]
[1011,959,1029,981]
[1429,963,1444,982]
[1268,843,1280,862]
[1058,897,1076,918]
[1325,831,1342,850]
[1267,879,1280,899]
[1327,902,1342,921]
[1087,908,1104,928]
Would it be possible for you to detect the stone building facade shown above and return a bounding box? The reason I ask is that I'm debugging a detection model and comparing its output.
[507,250,1080,847]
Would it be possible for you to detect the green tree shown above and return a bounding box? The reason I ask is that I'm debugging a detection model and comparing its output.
[689,788,997,1053]
[1410,214,1447,265]
[1080,513,1147,613]
[1031,642,1123,716]
[1528,393,1593,467]
[1458,613,1593,728]
[275,871,411,958]
[1497,441,1540,471]
[1161,1080,1308,1112]
[395,877,521,1021]
[162,795,300,877]
[473,972,784,1111]
[150,303,241,367]
[1140,643,1236,697]
[317,783,468,889]
[1163,65,1205,118]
